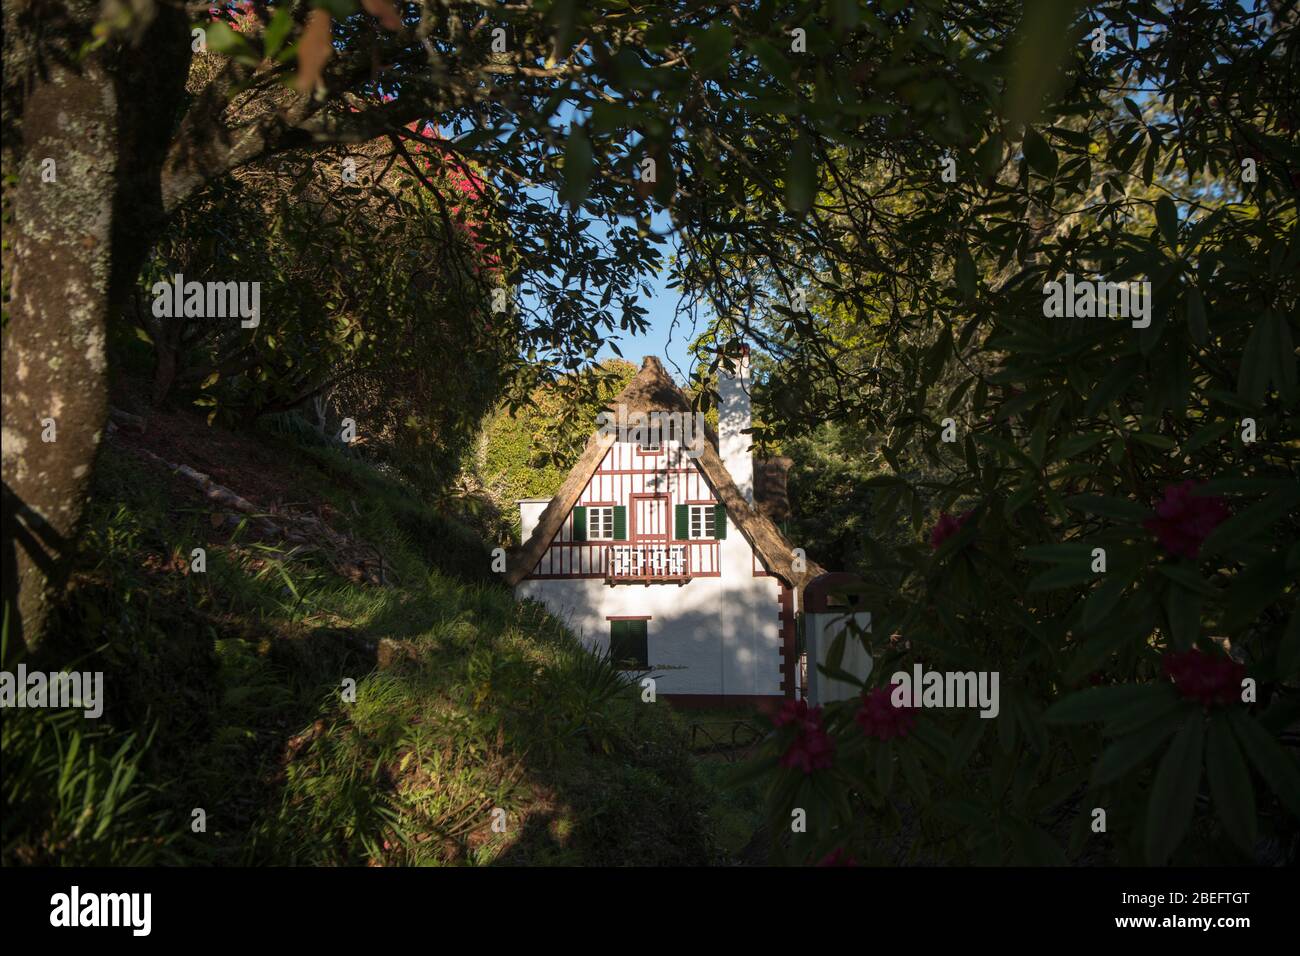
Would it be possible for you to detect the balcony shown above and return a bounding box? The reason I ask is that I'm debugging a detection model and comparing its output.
[525,541,721,582]
[606,543,694,584]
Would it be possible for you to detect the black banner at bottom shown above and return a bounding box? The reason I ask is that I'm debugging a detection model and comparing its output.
[0,865,1286,942]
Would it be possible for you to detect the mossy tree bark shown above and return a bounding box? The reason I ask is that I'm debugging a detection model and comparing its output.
[2,1,190,648]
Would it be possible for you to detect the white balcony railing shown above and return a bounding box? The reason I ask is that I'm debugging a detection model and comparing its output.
[607,543,689,581]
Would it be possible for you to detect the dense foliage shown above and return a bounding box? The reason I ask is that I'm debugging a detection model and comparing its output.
[720,0,1300,866]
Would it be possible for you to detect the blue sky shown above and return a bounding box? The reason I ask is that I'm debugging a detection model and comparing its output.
[506,100,705,386]
[593,251,698,383]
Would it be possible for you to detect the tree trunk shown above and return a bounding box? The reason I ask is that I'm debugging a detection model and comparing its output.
[1,3,190,647]
[2,55,118,649]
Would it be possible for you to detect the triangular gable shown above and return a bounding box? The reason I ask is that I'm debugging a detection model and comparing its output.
[505,357,825,589]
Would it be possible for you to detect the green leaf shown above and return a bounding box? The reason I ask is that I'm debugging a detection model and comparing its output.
[1155,195,1179,248]
[206,21,260,64]
[1105,685,1185,737]
[1181,420,1233,453]
[1093,708,1185,785]
[955,247,976,302]
[559,125,593,210]
[1201,490,1298,558]
[1003,0,1079,125]
[312,0,358,17]
[825,626,847,674]
[1144,713,1204,864]
[692,24,733,77]
[1229,710,1300,818]
[1206,719,1257,854]
[1185,286,1208,345]
[1021,542,1096,564]
[1163,583,1202,650]
[785,133,816,215]
[963,433,980,480]
[1080,572,1130,632]
[1022,127,1058,178]
[1063,493,1150,522]
[1141,140,1158,187]
[1057,431,1108,457]
[1046,684,1162,725]
[876,740,894,795]
[1223,559,1290,632]
[264,6,295,59]
[1155,563,1217,597]
[1237,312,1272,403]
[1027,563,1096,592]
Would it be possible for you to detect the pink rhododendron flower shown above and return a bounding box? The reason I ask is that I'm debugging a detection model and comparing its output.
[816,848,858,866]
[855,682,917,740]
[775,700,835,774]
[929,509,974,549]
[1163,649,1245,707]
[1143,481,1229,559]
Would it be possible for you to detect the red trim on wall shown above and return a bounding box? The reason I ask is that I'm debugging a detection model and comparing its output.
[804,572,868,613]
[587,468,695,476]
[629,492,670,541]
[778,583,797,699]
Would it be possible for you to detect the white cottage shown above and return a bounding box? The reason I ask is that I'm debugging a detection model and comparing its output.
[506,354,823,709]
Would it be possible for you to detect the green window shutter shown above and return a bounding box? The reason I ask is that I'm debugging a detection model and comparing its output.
[572,506,587,541]
[629,620,648,668]
[613,505,627,540]
[609,619,627,663]
[611,620,648,669]
[714,504,727,539]
[675,504,689,540]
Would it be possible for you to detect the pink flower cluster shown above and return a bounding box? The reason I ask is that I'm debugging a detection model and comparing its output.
[815,848,858,866]
[929,509,974,549]
[1143,481,1230,559]
[854,682,917,740]
[773,700,836,774]
[209,1,257,31]
[1162,649,1245,707]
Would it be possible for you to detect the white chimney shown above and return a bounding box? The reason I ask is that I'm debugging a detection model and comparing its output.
[718,348,753,503]
[517,498,549,543]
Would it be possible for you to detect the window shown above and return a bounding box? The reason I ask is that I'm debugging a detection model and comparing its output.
[572,506,625,541]
[638,423,662,453]
[674,503,726,540]
[609,619,649,670]
[587,506,615,540]
[688,504,715,539]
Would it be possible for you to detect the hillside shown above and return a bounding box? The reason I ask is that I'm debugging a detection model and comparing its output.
[1,407,759,866]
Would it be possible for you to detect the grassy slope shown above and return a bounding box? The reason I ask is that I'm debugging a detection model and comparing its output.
[2,415,743,866]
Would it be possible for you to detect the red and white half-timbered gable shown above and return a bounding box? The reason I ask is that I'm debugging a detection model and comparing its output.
[507,355,822,708]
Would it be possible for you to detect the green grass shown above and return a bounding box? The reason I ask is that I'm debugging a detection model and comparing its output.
[2,423,736,866]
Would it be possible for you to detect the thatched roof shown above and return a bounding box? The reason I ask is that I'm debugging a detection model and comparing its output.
[754,456,793,522]
[505,357,824,589]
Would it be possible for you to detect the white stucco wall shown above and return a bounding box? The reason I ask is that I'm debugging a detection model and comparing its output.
[517,499,548,542]
[516,550,783,697]
[718,353,754,504]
